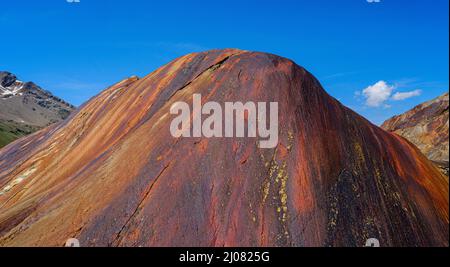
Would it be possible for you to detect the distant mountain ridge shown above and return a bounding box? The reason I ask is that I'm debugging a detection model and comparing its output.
[0,71,75,148]
[0,71,75,126]
[381,92,449,174]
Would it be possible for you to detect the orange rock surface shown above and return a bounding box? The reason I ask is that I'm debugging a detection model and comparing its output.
[0,49,448,246]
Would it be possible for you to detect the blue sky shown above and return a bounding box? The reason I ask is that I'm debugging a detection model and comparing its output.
[0,0,448,125]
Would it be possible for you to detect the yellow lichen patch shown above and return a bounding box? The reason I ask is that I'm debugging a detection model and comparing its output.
[268,156,279,179]
[327,183,339,232]
[274,161,290,241]
[263,147,290,241]
[262,179,271,204]
[374,166,382,180]
[372,165,387,197]
[261,152,279,204]
[277,162,289,223]
[392,191,401,201]
[287,131,294,152]
[353,142,365,167]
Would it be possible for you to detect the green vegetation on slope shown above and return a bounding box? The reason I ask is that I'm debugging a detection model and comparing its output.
[0,120,39,148]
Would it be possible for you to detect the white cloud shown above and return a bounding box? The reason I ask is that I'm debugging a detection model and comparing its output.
[391,89,422,101]
[358,80,423,108]
[362,81,394,107]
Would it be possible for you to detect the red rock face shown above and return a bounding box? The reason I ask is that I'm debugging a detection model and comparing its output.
[0,49,448,247]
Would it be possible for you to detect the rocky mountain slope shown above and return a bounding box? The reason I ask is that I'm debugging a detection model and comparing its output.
[0,71,75,148]
[381,92,449,175]
[0,49,447,247]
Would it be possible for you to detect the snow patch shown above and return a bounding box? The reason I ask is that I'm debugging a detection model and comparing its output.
[0,81,24,97]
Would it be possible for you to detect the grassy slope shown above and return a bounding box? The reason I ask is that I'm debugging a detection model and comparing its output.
[0,120,39,148]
